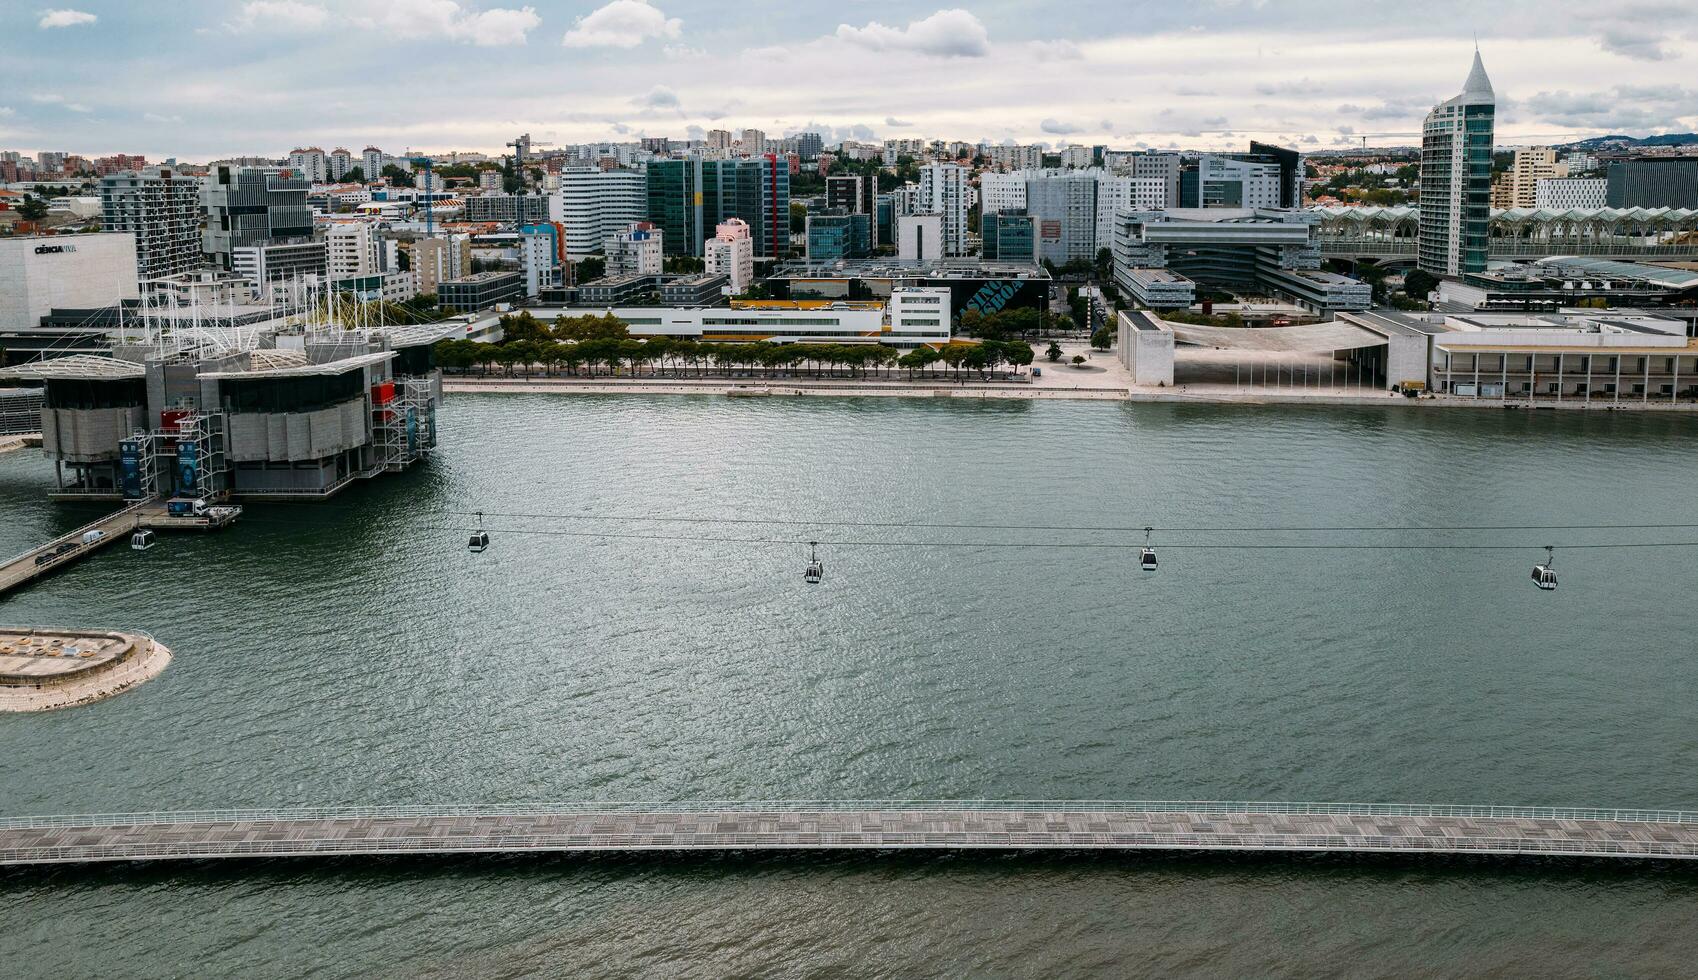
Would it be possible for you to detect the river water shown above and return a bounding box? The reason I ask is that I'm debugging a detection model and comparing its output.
[3,395,1698,977]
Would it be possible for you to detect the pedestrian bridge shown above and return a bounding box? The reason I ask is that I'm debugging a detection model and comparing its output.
[4,801,1697,866]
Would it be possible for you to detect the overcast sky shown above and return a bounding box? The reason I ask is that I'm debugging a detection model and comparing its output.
[2,1,1694,159]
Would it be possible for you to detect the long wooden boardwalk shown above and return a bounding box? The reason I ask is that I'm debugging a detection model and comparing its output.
[4,802,1698,866]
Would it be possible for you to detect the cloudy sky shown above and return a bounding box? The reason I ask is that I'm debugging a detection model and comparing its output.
[2,0,1695,159]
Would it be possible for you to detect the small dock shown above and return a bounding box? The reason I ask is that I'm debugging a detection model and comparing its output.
[0,500,241,600]
[3,802,1698,866]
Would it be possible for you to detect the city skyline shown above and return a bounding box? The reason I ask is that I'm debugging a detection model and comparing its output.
[2,1,1696,158]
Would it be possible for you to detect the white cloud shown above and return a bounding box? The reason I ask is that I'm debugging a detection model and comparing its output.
[562,0,681,49]
[225,1,330,33]
[38,8,97,28]
[885,116,913,127]
[1039,117,1083,135]
[635,85,680,108]
[453,6,541,46]
[30,93,90,111]
[1598,28,1673,61]
[835,9,990,58]
[0,107,14,118]
[225,1,537,45]
[143,112,185,124]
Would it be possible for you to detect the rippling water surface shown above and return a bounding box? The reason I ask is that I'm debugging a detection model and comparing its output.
[3,396,1698,976]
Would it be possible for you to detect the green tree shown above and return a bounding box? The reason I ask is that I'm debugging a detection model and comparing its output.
[1045,341,1064,363]
[1404,269,1440,301]
[17,196,50,224]
[381,164,415,188]
[1090,327,1112,351]
[575,256,606,281]
[345,165,365,183]
[790,201,808,234]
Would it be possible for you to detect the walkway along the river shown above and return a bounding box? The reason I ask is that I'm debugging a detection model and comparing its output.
[4,801,1698,866]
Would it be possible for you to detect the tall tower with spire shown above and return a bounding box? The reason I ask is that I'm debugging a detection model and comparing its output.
[1418,50,1496,276]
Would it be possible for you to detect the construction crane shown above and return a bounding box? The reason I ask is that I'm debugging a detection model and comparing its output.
[505,133,555,183]
[409,156,437,235]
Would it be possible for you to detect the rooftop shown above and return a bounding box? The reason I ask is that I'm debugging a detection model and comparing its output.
[0,354,145,381]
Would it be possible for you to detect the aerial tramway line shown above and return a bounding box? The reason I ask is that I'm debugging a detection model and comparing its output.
[429,509,1698,593]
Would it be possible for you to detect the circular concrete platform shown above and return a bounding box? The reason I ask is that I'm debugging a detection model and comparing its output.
[0,628,171,712]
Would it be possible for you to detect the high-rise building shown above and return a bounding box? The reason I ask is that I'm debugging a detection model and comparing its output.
[979,144,1044,172]
[739,129,767,154]
[329,148,354,181]
[1180,156,1284,209]
[287,147,329,184]
[883,139,924,165]
[99,168,204,282]
[1124,152,1183,209]
[826,173,879,243]
[793,132,824,160]
[202,166,314,271]
[917,163,969,257]
[1605,159,1698,209]
[1419,51,1496,276]
[1508,147,1565,208]
[362,146,384,180]
[646,157,789,259]
[706,130,732,152]
[326,222,384,278]
[552,167,647,259]
[980,171,1028,214]
[704,218,753,295]
[410,236,471,298]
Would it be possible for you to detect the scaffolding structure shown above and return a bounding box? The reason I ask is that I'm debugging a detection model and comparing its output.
[151,412,230,499]
[369,376,438,472]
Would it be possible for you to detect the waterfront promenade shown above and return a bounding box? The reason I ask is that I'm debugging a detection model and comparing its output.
[5,802,1698,866]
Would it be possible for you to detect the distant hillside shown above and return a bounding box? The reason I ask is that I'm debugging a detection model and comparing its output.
[1559,133,1698,150]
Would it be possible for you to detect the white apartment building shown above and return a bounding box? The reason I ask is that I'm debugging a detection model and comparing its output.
[288,147,330,184]
[704,218,754,295]
[740,129,767,154]
[362,146,385,180]
[1535,177,1608,209]
[603,222,664,277]
[917,163,969,257]
[329,148,353,181]
[326,222,383,278]
[1509,147,1567,209]
[0,233,140,330]
[706,129,733,151]
[520,230,558,298]
[551,167,648,259]
[980,171,1028,214]
[884,139,925,165]
[979,143,1044,171]
[1059,145,1096,169]
[897,213,945,262]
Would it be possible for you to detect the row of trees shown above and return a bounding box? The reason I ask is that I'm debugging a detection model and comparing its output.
[434,336,1036,382]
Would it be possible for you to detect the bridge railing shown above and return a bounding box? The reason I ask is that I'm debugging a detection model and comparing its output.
[3,800,1697,831]
[3,830,1696,864]
[0,500,149,571]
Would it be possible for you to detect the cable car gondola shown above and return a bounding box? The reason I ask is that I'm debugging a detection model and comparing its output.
[468,511,490,554]
[804,541,824,584]
[1531,545,1557,591]
[130,529,156,551]
[1139,526,1157,571]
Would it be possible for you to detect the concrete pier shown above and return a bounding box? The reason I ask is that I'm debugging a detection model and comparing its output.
[0,627,171,712]
[3,802,1697,866]
[0,500,240,599]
